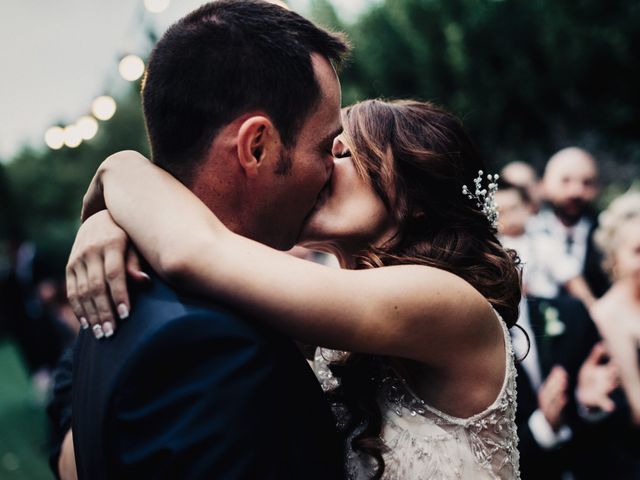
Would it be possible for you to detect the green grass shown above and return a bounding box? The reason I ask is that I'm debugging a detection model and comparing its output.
[0,341,53,479]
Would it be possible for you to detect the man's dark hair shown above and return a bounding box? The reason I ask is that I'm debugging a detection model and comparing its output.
[142,0,350,183]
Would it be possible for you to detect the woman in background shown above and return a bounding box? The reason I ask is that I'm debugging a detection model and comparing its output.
[591,190,640,477]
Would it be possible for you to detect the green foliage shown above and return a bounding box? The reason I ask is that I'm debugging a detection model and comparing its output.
[2,1,639,263]
[0,342,51,480]
[317,0,640,178]
[2,85,148,272]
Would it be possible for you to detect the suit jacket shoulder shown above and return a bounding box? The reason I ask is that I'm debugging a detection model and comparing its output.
[72,276,344,480]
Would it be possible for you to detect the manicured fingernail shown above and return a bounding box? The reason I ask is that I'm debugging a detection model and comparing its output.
[117,304,129,320]
[80,317,89,329]
[93,324,104,340]
[140,272,151,281]
[103,322,114,338]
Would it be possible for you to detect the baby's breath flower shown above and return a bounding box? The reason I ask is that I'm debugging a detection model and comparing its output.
[461,170,499,230]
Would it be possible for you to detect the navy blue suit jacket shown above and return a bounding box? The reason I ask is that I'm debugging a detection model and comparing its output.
[515,296,600,479]
[71,275,344,479]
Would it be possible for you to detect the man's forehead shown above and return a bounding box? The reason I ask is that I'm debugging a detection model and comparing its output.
[547,158,597,180]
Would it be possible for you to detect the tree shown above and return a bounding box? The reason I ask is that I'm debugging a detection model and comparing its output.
[313,0,640,180]
[3,84,149,272]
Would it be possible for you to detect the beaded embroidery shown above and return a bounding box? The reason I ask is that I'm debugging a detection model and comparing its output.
[314,314,520,479]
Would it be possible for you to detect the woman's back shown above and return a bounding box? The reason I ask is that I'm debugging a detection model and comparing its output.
[315,314,520,480]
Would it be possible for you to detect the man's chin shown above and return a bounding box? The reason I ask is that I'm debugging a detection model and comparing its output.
[297,217,331,249]
[297,222,318,245]
[554,204,587,223]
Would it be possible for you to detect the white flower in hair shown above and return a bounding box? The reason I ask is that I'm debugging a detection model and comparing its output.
[462,170,499,230]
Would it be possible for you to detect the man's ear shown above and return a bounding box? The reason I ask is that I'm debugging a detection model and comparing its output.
[237,116,280,178]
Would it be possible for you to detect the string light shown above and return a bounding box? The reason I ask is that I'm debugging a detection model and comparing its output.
[45,127,65,150]
[265,0,290,8]
[63,125,83,148]
[118,54,145,82]
[76,116,99,140]
[41,0,182,151]
[143,0,170,14]
[91,95,117,121]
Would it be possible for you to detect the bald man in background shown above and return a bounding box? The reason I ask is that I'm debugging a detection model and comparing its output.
[513,149,612,478]
[529,147,610,300]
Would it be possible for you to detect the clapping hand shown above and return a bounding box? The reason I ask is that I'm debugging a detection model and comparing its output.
[576,342,619,413]
[538,366,569,431]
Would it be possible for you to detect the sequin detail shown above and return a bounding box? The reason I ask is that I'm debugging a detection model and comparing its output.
[314,314,520,479]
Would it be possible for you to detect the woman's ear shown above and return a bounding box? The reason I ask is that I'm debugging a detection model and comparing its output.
[237,116,279,178]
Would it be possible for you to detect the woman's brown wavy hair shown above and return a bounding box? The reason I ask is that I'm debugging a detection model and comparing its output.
[327,99,522,479]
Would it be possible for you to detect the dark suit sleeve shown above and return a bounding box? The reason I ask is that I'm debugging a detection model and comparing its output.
[106,312,285,480]
[46,346,74,479]
[514,368,563,472]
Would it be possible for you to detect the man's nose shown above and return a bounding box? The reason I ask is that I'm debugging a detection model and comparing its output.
[567,181,586,197]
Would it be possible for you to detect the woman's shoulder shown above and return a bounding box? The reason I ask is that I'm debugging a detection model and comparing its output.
[590,284,638,340]
[384,264,491,305]
[590,285,622,322]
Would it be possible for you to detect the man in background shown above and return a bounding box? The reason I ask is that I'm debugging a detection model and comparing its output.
[529,147,610,300]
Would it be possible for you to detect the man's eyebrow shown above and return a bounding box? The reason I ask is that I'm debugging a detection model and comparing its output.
[320,126,343,147]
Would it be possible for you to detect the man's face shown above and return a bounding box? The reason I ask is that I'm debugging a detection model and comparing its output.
[254,54,342,250]
[495,189,531,237]
[543,151,599,224]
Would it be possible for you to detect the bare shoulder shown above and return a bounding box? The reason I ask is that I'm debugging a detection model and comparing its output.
[387,264,496,317]
[369,265,500,355]
[590,287,622,331]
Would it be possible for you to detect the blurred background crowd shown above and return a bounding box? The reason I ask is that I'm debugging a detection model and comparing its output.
[1,0,639,478]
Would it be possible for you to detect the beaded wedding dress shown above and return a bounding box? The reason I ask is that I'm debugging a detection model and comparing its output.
[314,316,520,479]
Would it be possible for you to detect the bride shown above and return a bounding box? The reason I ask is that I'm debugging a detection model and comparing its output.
[67,99,522,479]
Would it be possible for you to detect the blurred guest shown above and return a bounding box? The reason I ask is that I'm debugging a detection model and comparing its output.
[501,160,542,211]
[0,238,67,386]
[587,191,640,477]
[287,245,338,267]
[496,181,596,308]
[528,147,609,300]
[511,295,602,479]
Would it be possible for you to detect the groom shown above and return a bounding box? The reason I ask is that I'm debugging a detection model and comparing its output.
[64,1,349,479]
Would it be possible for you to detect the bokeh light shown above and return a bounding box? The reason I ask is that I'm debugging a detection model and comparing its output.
[118,54,145,82]
[143,0,170,14]
[76,115,99,140]
[63,125,82,148]
[91,95,117,121]
[265,0,290,8]
[44,126,65,150]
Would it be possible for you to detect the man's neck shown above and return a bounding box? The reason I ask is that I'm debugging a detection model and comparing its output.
[190,173,249,238]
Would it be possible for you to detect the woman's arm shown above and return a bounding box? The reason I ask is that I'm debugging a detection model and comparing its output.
[600,325,640,425]
[69,151,497,364]
[565,276,597,309]
[592,303,640,425]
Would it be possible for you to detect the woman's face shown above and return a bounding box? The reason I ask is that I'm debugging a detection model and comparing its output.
[299,135,396,252]
[612,219,640,286]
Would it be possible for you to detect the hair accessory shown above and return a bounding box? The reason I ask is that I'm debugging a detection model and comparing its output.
[462,170,499,229]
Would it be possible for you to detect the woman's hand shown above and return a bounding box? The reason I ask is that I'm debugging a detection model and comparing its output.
[66,210,149,338]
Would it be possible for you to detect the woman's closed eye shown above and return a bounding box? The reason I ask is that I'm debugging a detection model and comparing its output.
[334,149,351,159]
